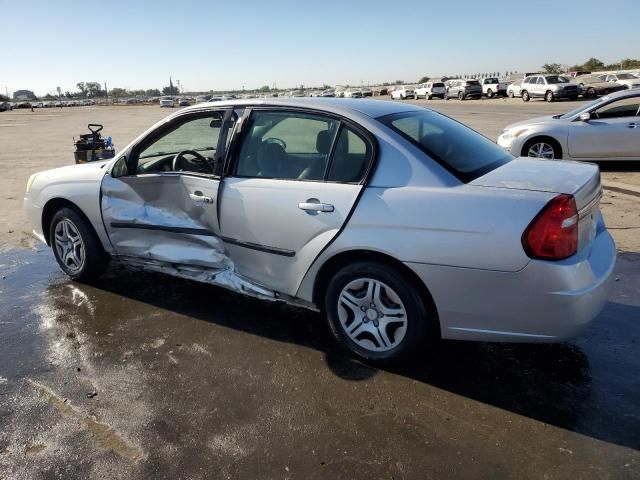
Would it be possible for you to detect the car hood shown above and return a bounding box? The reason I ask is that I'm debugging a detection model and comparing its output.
[39,160,110,182]
[470,157,600,210]
[503,115,556,130]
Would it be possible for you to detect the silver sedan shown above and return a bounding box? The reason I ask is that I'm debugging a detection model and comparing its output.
[498,89,640,160]
[24,98,616,362]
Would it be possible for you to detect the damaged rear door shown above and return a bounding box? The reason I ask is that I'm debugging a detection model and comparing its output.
[101,109,236,272]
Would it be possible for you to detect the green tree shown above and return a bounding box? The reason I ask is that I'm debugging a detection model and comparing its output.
[582,57,605,71]
[259,85,270,92]
[145,89,162,96]
[76,82,87,98]
[418,76,430,84]
[542,63,564,74]
[162,85,177,95]
[109,88,128,98]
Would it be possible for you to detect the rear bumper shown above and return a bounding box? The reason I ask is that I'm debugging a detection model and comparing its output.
[406,224,616,342]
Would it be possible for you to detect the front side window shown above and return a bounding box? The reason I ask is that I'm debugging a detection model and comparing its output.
[379,110,513,183]
[136,114,223,174]
[594,97,640,119]
[537,77,546,85]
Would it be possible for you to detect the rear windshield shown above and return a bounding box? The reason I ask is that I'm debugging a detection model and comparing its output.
[433,83,444,87]
[466,80,480,86]
[379,111,513,182]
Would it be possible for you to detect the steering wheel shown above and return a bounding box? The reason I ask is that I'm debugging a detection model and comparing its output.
[264,137,287,150]
[171,150,213,173]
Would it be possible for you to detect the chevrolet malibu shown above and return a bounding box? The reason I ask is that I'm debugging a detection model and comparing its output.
[24,99,616,362]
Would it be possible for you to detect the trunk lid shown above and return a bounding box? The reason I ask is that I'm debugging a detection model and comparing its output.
[471,157,602,252]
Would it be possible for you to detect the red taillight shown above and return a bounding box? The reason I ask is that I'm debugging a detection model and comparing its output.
[522,194,578,260]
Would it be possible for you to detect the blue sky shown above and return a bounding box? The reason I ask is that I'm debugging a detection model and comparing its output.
[2,0,639,95]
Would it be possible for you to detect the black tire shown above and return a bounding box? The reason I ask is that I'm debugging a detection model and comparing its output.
[444,92,449,101]
[586,87,596,98]
[427,94,432,100]
[487,89,494,98]
[508,90,514,98]
[49,207,109,281]
[545,91,554,102]
[458,91,464,100]
[521,136,562,159]
[522,90,530,102]
[324,261,437,364]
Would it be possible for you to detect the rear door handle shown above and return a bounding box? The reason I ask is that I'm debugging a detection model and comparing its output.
[189,191,214,204]
[298,199,334,213]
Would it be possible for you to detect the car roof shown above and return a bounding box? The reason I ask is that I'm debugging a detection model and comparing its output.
[179,98,426,119]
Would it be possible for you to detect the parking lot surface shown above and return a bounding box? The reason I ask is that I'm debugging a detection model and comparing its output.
[1,100,639,479]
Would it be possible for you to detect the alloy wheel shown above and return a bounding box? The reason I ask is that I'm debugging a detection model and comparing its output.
[527,142,556,159]
[54,218,85,273]
[337,278,408,353]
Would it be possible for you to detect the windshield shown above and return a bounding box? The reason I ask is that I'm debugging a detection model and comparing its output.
[486,78,498,84]
[379,111,513,183]
[617,74,635,80]
[467,80,480,86]
[546,76,570,84]
[433,83,444,87]
[558,97,606,119]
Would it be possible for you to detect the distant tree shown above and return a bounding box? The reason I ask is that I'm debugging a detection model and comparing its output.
[85,81,103,97]
[394,80,404,85]
[76,82,87,98]
[259,85,270,92]
[145,88,162,96]
[0,94,9,102]
[418,76,430,84]
[162,85,178,95]
[542,63,564,74]
[582,57,605,72]
[109,88,128,98]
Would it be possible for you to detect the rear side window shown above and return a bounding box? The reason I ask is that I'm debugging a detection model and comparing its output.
[327,127,370,183]
[379,111,513,182]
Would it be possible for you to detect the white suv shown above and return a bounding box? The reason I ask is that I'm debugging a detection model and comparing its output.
[414,82,446,100]
[390,86,415,100]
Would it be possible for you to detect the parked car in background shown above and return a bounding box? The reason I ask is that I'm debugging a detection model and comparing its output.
[415,82,446,99]
[320,89,335,97]
[498,89,640,160]
[160,96,174,107]
[24,98,615,363]
[445,80,482,100]
[520,75,579,102]
[178,97,192,107]
[344,88,363,98]
[574,74,626,98]
[360,87,373,97]
[196,95,211,103]
[390,86,415,100]
[288,90,306,98]
[601,73,640,90]
[507,80,522,98]
[0,101,12,112]
[566,71,591,78]
[480,77,507,98]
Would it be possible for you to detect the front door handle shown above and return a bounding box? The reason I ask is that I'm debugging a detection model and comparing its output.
[299,199,334,213]
[189,191,214,204]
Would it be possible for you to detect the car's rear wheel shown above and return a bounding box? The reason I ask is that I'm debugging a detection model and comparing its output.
[545,91,555,102]
[324,262,436,363]
[487,88,494,98]
[522,137,562,159]
[427,94,432,100]
[586,87,596,98]
[50,207,109,281]
[522,90,530,102]
[458,91,464,100]
[508,90,514,98]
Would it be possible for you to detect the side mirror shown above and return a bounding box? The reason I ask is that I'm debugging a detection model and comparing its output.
[579,112,591,122]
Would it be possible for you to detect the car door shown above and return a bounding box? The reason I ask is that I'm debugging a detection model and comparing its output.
[568,96,640,159]
[218,108,374,295]
[101,109,237,267]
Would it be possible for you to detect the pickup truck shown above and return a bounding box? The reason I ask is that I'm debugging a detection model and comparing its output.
[480,77,507,98]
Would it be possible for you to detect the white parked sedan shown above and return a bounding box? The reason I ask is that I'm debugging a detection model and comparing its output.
[24,98,616,362]
[498,89,640,160]
[507,80,522,98]
[390,86,415,100]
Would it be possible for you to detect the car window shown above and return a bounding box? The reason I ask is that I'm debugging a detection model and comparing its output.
[326,127,370,183]
[136,114,222,173]
[235,111,339,181]
[467,80,480,86]
[594,97,640,119]
[537,77,546,85]
[380,110,513,183]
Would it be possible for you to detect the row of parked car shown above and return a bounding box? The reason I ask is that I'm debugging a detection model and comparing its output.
[0,99,96,110]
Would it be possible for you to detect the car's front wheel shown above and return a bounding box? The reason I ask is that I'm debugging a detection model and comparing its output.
[522,90,530,102]
[324,262,436,363]
[458,91,464,100]
[545,91,555,102]
[50,207,109,281]
[522,137,562,159]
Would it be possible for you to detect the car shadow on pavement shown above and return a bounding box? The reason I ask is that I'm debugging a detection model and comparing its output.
[69,255,639,452]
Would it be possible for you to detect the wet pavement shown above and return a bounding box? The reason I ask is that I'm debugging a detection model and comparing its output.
[0,247,639,479]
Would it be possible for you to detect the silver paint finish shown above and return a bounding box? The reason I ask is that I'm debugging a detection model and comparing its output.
[25,98,617,343]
